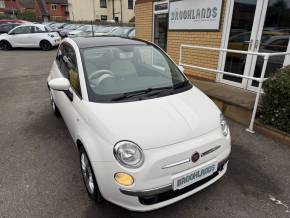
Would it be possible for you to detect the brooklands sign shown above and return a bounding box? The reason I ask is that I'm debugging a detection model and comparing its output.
[169,0,223,31]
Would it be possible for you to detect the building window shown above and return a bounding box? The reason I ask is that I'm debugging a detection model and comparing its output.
[0,0,5,8]
[128,0,133,9]
[51,4,57,10]
[100,0,107,8]
[101,15,107,20]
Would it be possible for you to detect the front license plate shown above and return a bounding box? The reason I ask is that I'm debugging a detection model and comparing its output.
[172,161,218,190]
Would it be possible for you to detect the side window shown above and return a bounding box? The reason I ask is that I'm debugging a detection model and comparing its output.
[58,44,81,96]
[11,26,33,34]
[34,26,45,33]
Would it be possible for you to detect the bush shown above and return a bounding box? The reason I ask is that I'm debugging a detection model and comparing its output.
[259,66,290,133]
[0,13,12,19]
[17,11,37,22]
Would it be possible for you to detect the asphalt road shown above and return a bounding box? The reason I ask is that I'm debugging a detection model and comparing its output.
[1,49,290,218]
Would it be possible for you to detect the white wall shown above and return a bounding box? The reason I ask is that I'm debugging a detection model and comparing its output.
[68,0,135,23]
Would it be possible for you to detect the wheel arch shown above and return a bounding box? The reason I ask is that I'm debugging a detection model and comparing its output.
[39,39,51,46]
[74,133,112,163]
[76,139,83,151]
[0,39,12,47]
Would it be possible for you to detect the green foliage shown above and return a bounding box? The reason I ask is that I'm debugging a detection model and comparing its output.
[0,13,12,19]
[17,11,37,22]
[260,66,290,133]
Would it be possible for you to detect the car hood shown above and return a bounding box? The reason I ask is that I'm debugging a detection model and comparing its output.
[84,87,221,150]
[0,33,8,38]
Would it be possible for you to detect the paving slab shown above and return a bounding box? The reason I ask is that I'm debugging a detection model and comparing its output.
[190,79,257,110]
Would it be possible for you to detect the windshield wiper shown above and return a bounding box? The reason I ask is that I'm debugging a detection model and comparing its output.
[173,80,189,90]
[111,81,190,101]
[145,80,190,97]
[111,88,155,101]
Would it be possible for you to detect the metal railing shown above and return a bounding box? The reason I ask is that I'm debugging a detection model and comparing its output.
[179,44,290,133]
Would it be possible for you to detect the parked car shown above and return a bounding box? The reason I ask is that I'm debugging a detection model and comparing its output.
[128,29,135,38]
[50,22,68,32]
[0,23,20,34]
[68,25,98,37]
[59,24,83,38]
[0,24,61,50]
[110,27,135,37]
[42,21,56,27]
[93,26,119,36]
[47,37,231,211]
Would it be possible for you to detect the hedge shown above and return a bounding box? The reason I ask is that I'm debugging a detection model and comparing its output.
[259,66,290,133]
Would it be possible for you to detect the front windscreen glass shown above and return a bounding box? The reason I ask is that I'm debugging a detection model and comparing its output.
[81,44,191,102]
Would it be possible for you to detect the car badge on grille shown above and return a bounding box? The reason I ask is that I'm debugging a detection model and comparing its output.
[191,152,200,162]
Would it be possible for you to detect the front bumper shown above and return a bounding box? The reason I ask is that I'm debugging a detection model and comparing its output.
[50,37,61,46]
[120,156,229,199]
[91,128,231,211]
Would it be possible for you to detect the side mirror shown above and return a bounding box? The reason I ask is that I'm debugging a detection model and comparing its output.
[9,32,15,35]
[178,65,185,73]
[48,78,70,91]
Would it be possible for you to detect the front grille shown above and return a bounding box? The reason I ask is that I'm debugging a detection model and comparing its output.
[138,161,226,205]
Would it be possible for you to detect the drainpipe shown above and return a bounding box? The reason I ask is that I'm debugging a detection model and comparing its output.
[112,0,115,20]
[120,0,122,24]
[92,0,96,21]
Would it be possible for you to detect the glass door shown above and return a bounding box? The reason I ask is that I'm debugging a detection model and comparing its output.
[153,13,168,51]
[153,1,169,51]
[247,0,290,90]
[220,0,265,88]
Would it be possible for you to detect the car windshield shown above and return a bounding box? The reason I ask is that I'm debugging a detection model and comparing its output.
[66,24,80,30]
[52,23,64,28]
[111,27,132,36]
[63,24,73,29]
[96,26,113,33]
[78,25,93,32]
[81,44,191,102]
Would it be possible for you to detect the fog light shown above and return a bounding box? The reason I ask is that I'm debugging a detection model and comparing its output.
[114,172,134,186]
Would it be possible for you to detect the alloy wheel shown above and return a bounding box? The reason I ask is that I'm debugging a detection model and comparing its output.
[0,41,11,50]
[41,41,52,51]
[81,153,95,195]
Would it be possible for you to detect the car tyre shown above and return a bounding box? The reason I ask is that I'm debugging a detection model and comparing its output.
[40,40,52,51]
[0,40,12,50]
[79,146,103,203]
[49,90,61,117]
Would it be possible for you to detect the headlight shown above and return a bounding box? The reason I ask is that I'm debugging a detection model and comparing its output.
[113,141,144,168]
[220,114,229,136]
[48,34,55,38]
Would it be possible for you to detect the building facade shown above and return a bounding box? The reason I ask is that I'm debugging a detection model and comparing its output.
[35,0,69,21]
[135,0,290,92]
[68,0,135,23]
[0,0,34,16]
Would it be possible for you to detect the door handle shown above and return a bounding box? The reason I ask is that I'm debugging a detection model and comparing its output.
[254,39,260,51]
[248,39,253,50]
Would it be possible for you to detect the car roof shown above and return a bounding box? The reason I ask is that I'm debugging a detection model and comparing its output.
[70,36,149,49]
[19,23,45,27]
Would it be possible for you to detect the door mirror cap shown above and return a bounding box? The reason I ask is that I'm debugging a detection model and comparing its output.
[48,78,70,91]
[178,65,185,73]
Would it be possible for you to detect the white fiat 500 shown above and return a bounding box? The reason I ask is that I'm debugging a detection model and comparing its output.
[0,24,61,50]
[47,37,231,212]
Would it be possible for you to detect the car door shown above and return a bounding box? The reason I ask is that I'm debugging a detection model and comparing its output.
[9,26,34,47]
[53,43,82,140]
